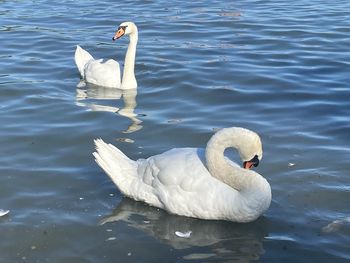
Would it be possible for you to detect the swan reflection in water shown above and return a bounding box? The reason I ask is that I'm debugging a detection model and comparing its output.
[76,84,142,133]
[99,198,267,261]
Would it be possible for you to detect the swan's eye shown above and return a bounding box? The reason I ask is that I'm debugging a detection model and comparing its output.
[118,26,127,31]
[252,155,259,167]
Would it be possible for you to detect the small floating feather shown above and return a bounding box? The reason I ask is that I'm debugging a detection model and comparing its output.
[116,138,134,143]
[0,209,10,217]
[183,253,216,260]
[175,231,192,238]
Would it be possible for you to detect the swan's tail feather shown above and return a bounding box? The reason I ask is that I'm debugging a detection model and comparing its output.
[93,139,137,196]
[75,45,94,78]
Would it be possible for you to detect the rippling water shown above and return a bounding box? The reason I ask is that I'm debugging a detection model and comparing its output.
[1,0,349,262]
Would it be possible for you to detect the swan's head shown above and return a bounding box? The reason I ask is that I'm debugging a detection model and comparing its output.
[235,128,263,170]
[112,22,138,41]
[207,127,263,170]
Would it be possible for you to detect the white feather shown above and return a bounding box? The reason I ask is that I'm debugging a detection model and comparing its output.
[0,209,9,217]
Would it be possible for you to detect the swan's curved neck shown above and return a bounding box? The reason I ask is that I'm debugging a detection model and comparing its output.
[122,30,138,89]
[205,128,253,191]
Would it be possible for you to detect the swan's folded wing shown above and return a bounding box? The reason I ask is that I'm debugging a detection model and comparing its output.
[84,59,121,88]
[137,148,207,188]
[135,148,218,214]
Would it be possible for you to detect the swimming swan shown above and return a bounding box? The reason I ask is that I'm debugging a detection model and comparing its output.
[75,21,138,89]
[93,127,271,222]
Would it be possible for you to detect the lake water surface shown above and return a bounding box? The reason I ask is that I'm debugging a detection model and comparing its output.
[1,0,349,262]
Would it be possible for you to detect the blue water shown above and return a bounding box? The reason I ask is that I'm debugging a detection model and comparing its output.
[1,0,349,262]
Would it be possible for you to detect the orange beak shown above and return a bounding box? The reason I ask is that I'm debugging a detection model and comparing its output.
[112,27,125,41]
[243,161,255,170]
[243,155,259,170]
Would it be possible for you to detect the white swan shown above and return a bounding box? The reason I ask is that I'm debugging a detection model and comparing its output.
[75,21,138,89]
[93,127,271,222]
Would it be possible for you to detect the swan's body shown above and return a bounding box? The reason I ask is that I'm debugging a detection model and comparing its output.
[93,127,271,222]
[75,22,138,89]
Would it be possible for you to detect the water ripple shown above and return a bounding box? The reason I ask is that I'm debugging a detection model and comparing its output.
[0,0,350,262]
